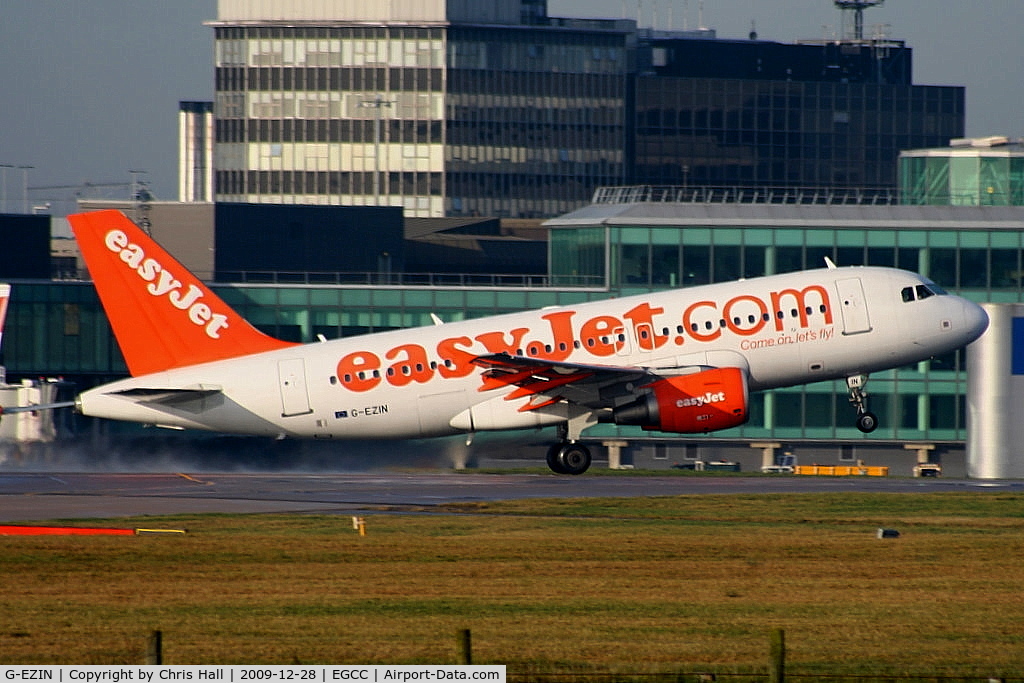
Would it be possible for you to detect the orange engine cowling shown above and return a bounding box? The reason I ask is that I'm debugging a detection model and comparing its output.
[611,367,749,433]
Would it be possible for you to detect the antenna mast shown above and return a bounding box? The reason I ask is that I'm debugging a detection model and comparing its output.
[834,0,884,41]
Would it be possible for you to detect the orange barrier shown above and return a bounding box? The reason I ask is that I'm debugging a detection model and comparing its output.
[793,465,889,477]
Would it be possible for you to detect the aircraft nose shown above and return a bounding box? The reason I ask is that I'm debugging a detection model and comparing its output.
[960,297,989,342]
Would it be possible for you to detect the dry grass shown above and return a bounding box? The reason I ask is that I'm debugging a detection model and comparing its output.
[0,491,1023,675]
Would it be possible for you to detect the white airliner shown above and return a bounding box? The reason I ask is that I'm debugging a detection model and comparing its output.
[56,210,987,474]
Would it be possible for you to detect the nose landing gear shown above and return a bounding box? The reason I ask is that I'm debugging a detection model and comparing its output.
[847,374,878,433]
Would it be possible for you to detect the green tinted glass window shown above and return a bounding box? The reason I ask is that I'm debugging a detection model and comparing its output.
[682,245,710,285]
[990,249,1020,288]
[278,288,308,306]
[621,244,650,285]
[372,290,402,307]
[652,245,680,286]
[550,227,606,286]
[929,248,957,286]
[310,289,342,306]
[341,289,371,307]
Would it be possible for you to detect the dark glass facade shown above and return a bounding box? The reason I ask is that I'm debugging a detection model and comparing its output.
[631,36,964,192]
[633,76,964,190]
[445,25,628,218]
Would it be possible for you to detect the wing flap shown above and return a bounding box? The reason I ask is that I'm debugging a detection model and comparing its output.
[471,352,654,410]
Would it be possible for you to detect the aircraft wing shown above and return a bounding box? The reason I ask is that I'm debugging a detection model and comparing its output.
[470,352,673,411]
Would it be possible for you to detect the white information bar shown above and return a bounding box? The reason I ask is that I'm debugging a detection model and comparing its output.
[0,667,506,683]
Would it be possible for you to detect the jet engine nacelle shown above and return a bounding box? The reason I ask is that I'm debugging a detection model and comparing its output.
[612,367,749,433]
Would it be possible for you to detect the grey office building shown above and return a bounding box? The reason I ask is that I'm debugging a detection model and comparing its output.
[210,0,631,218]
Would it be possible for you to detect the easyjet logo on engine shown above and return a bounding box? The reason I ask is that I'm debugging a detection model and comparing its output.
[104,229,230,339]
[335,286,833,393]
[676,391,726,408]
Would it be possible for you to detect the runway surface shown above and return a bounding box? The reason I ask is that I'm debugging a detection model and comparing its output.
[0,471,1020,522]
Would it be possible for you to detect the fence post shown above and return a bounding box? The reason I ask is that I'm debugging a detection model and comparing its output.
[146,630,163,665]
[457,628,472,665]
[769,629,784,683]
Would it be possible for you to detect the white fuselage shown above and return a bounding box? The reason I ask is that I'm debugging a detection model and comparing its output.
[77,266,988,439]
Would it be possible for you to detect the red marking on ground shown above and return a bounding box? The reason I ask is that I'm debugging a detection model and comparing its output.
[0,525,135,536]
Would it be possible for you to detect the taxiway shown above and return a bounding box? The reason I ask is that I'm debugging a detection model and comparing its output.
[0,471,1019,522]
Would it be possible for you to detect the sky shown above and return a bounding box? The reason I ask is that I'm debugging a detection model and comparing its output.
[0,0,1021,215]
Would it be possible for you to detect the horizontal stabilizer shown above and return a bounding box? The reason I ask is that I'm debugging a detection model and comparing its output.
[110,386,223,406]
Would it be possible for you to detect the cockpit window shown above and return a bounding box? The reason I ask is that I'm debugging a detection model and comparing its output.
[902,283,946,302]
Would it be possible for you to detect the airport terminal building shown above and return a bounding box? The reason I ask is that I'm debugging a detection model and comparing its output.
[5,186,1024,474]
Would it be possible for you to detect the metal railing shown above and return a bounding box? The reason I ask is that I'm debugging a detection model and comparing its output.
[592,185,900,206]
[212,270,606,289]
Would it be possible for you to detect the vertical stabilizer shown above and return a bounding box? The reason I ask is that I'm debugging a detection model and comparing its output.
[69,210,297,376]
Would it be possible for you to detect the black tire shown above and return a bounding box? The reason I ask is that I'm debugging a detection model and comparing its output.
[546,443,569,474]
[557,443,592,475]
[856,411,879,433]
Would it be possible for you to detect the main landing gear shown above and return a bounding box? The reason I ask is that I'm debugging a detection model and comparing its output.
[546,441,592,475]
[545,412,598,475]
[847,374,878,433]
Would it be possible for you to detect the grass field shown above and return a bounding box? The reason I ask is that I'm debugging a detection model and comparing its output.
[1,491,1023,675]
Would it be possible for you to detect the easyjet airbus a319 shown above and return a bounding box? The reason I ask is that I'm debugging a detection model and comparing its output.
[60,210,987,474]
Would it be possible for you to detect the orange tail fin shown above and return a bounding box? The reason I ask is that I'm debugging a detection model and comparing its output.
[70,210,297,376]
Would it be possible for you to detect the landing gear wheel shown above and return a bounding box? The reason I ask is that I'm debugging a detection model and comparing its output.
[546,442,592,475]
[856,411,878,434]
[558,443,592,475]
[546,443,569,474]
